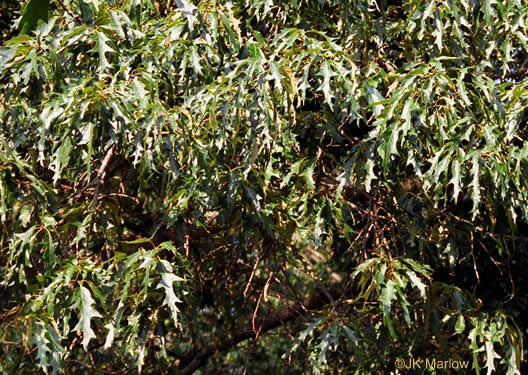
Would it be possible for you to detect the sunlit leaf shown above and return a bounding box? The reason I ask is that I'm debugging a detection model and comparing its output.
[71,285,103,350]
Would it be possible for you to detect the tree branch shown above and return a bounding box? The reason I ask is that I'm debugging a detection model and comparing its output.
[56,0,82,23]
[170,286,342,375]
[92,144,116,210]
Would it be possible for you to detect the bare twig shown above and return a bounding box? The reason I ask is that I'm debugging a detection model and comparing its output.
[243,254,261,298]
[252,292,263,338]
[184,234,190,257]
[470,231,480,293]
[278,262,307,311]
[92,144,116,210]
[263,271,274,302]
[56,0,82,23]
[102,193,140,204]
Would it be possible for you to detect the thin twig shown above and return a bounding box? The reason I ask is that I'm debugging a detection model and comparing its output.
[184,234,190,257]
[252,292,263,338]
[278,262,307,312]
[263,271,274,303]
[92,144,116,210]
[102,193,140,204]
[55,0,82,23]
[243,254,261,298]
[470,231,480,293]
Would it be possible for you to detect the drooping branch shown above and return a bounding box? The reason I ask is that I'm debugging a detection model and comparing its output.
[170,285,343,375]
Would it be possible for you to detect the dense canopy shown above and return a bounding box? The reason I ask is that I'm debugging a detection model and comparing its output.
[1,0,528,374]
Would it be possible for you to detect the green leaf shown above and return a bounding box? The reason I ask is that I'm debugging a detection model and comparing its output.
[19,204,33,227]
[0,49,17,68]
[403,258,432,277]
[364,145,377,192]
[380,279,398,337]
[351,257,378,280]
[189,46,202,75]
[299,318,323,341]
[175,0,197,30]
[20,0,50,35]
[78,122,95,176]
[365,85,384,116]
[301,159,316,191]
[449,158,461,203]
[71,285,103,350]
[51,136,73,184]
[91,31,114,71]
[318,61,336,107]
[103,322,115,350]
[469,153,481,219]
[380,279,397,317]
[269,62,283,93]
[281,158,305,188]
[485,340,501,375]
[342,326,358,345]
[33,321,51,372]
[455,314,466,334]
[156,260,185,325]
[406,270,427,299]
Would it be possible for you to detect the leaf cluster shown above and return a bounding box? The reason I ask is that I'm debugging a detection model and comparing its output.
[1,0,527,374]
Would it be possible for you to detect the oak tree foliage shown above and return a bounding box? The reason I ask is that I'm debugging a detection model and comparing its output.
[1,0,528,374]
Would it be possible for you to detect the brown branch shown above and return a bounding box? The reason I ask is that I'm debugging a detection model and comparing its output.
[92,144,116,210]
[243,254,261,298]
[55,0,82,23]
[170,285,342,375]
[71,145,116,202]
